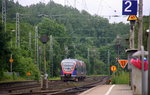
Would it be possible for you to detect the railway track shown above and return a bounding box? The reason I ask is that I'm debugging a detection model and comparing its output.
[0,76,111,95]
[24,76,111,95]
[0,80,40,94]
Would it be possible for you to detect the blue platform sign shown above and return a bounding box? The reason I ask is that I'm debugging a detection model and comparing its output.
[122,0,137,15]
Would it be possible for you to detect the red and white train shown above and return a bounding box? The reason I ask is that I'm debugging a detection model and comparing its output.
[60,59,86,81]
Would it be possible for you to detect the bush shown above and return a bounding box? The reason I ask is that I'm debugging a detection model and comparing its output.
[14,55,40,80]
[0,72,25,82]
[111,71,129,84]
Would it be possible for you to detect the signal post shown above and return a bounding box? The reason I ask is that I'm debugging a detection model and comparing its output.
[40,34,49,90]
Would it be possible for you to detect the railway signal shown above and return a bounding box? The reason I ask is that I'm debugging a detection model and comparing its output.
[40,34,49,90]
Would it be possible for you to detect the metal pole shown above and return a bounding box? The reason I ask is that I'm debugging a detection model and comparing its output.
[44,44,46,74]
[34,26,38,64]
[16,13,20,48]
[2,0,6,33]
[138,0,143,49]
[116,35,120,68]
[73,43,76,57]
[141,46,146,95]
[49,35,53,77]
[36,27,39,67]
[39,46,42,71]
[11,30,12,48]
[87,48,90,74]
[108,50,110,75]
[88,48,90,64]
[10,30,13,72]
[43,43,48,89]
[74,0,76,8]
[148,15,150,95]
[29,32,31,50]
[10,54,12,72]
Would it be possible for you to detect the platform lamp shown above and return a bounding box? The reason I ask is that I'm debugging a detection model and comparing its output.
[40,34,49,90]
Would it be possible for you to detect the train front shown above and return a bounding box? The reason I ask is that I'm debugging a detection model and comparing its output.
[60,59,77,81]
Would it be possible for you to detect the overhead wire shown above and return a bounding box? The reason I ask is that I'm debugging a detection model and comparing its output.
[66,0,72,7]
[82,0,88,12]
[103,0,118,14]
[97,0,103,15]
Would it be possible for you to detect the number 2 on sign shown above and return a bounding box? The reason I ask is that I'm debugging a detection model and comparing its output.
[124,1,132,12]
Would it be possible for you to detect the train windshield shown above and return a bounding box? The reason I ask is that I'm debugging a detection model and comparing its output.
[62,62,75,71]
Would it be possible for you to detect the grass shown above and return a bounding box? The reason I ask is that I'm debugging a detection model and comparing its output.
[48,77,61,80]
[0,72,26,82]
[88,75,109,77]
[111,71,129,84]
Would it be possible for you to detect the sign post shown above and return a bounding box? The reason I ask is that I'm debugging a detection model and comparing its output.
[9,55,14,72]
[26,72,31,80]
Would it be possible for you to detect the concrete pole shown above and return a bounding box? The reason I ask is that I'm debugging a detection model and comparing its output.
[138,0,143,50]
[129,21,135,49]
[138,0,144,94]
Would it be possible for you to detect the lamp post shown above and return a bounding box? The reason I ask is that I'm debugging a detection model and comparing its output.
[11,30,15,48]
[10,30,15,72]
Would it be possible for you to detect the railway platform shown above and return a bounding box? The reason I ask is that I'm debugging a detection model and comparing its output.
[79,84,133,95]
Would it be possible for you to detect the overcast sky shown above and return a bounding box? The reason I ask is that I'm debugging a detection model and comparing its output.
[14,0,150,23]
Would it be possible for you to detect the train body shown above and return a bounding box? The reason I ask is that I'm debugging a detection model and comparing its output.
[60,59,86,81]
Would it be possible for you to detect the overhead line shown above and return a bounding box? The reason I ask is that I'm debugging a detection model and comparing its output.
[53,37,112,39]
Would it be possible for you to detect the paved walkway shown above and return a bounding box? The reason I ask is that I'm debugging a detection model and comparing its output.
[79,84,133,95]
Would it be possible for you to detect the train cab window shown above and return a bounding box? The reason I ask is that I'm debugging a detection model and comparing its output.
[62,62,75,71]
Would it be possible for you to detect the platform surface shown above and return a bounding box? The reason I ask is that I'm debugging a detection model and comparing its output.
[79,84,133,95]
